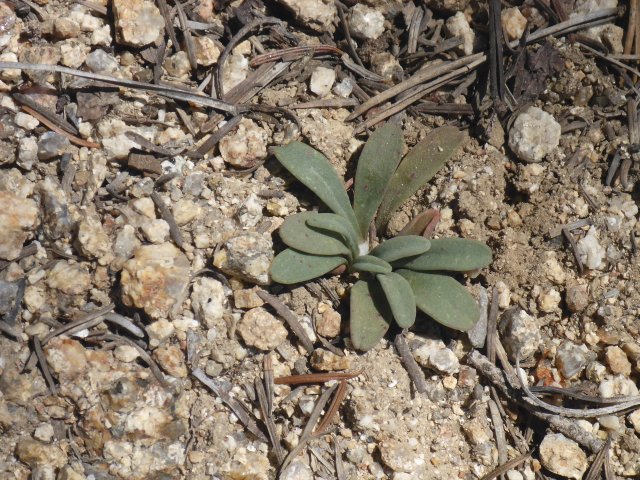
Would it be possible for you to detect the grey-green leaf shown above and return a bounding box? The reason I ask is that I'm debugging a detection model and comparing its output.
[306,213,359,258]
[351,255,392,274]
[279,212,351,257]
[272,142,359,236]
[393,238,492,272]
[377,272,416,328]
[369,235,431,263]
[353,124,403,239]
[270,249,346,284]
[376,126,464,230]
[350,279,392,351]
[398,270,479,331]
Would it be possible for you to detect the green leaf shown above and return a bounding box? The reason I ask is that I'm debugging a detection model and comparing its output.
[397,270,479,331]
[353,124,404,239]
[272,142,359,237]
[350,279,392,351]
[351,255,392,274]
[376,126,464,230]
[270,249,346,284]
[306,213,360,258]
[377,272,416,328]
[393,238,492,272]
[279,212,351,257]
[369,235,431,263]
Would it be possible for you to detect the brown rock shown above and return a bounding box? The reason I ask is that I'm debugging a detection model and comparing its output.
[0,191,39,261]
[53,18,80,39]
[314,304,341,338]
[15,438,68,468]
[566,284,588,312]
[154,344,188,378]
[44,337,88,377]
[237,307,287,350]
[605,346,632,376]
[46,261,92,295]
[233,288,264,309]
[112,0,165,47]
[310,349,350,371]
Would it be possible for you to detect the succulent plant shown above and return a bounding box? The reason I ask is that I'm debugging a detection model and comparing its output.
[270,124,492,351]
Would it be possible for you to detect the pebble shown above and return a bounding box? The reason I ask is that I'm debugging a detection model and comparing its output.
[280,460,313,480]
[58,41,88,69]
[413,338,459,374]
[154,344,188,377]
[38,132,70,160]
[576,227,606,270]
[463,418,492,445]
[233,288,264,309]
[555,341,588,378]
[194,36,221,66]
[501,7,527,41]
[315,304,341,338]
[309,66,336,97]
[14,112,39,130]
[445,12,475,55]
[214,232,273,285]
[371,52,402,81]
[628,409,640,434]
[53,17,81,39]
[219,119,268,168]
[33,423,55,443]
[0,191,38,261]
[114,345,140,362]
[146,319,175,348]
[18,136,38,170]
[141,219,170,244]
[349,4,385,40]
[539,433,587,480]
[379,440,422,473]
[85,48,119,74]
[46,261,91,295]
[499,308,542,360]
[237,307,288,350]
[191,278,227,327]
[605,346,631,376]
[425,0,469,13]
[164,51,192,78]
[121,243,191,319]
[334,78,353,98]
[599,374,639,398]
[112,0,165,47]
[598,414,621,431]
[76,213,113,264]
[508,106,561,163]
[566,284,588,312]
[173,199,201,225]
[15,438,68,469]
[221,53,249,91]
[43,337,88,377]
[310,349,350,371]
[538,288,561,313]
[277,0,337,32]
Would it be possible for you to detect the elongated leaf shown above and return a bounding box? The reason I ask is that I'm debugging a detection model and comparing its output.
[376,126,464,230]
[270,249,346,284]
[393,238,492,272]
[397,270,479,331]
[369,235,430,263]
[399,209,441,238]
[273,142,359,236]
[353,124,403,239]
[350,279,392,351]
[377,272,416,328]
[279,212,351,257]
[351,255,392,274]
[306,213,359,258]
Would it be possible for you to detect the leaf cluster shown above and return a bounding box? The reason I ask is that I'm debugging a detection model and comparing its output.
[270,124,492,350]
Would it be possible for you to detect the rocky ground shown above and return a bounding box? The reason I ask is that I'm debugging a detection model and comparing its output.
[1,0,640,479]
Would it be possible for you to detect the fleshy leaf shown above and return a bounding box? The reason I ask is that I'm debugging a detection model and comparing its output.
[306,213,359,258]
[350,279,393,351]
[279,212,351,257]
[399,209,441,238]
[353,124,404,239]
[272,142,360,237]
[397,270,479,331]
[351,255,392,274]
[270,249,346,284]
[377,272,416,328]
[369,235,431,263]
[393,238,492,272]
[376,126,464,230]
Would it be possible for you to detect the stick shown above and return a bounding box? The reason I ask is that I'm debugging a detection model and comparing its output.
[257,291,315,353]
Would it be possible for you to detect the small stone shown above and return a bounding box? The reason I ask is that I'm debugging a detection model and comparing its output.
[598,414,621,431]
[194,36,221,66]
[112,0,165,47]
[371,52,402,81]
[233,288,264,309]
[599,374,639,398]
[146,319,175,348]
[214,232,273,285]
[85,48,119,74]
[38,132,70,160]
[566,284,589,312]
[0,191,38,261]
[501,7,527,41]
[76,213,112,264]
[277,0,337,32]
[121,243,191,319]
[463,418,492,445]
[46,261,91,295]
[429,348,460,375]
[506,472,524,480]
[333,78,353,98]
[379,440,422,473]
[15,438,68,469]
[164,51,192,78]
[499,308,542,360]
[425,0,469,13]
[556,341,588,378]
[219,119,268,168]
[605,346,631,376]
[310,349,350,371]
[15,112,39,130]
[508,106,561,163]
[539,433,587,480]
[54,17,81,39]
[628,409,640,434]
[315,306,341,338]
[538,288,561,313]
[34,423,55,443]
[191,278,227,327]
[173,199,201,225]
[141,219,170,244]
[113,225,140,264]
[221,53,249,91]
[43,337,88,377]
[576,227,606,270]
[445,12,475,55]
[350,4,385,40]
[237,307,288,350]
[309,66,336,97]
[154,344,187,377]
[114,345,140,362]
[280,460,313,480]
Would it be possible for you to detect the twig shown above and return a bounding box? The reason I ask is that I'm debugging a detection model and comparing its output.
[176,1,197,71]
[584,438,611,480]
[274,371,361,385]
[21,105,100,149]
[150,191,184,248]
[256,291,315,353]
[488,398,508,469]
[605,149,621,186]
[156,0,180,54]
[334,436,345,480]
[13,93,78,135]
[625,0,639,54]
[314,380,347,435]
[394,333,428,395]
[562,227,584,275]
[478,452,532,480]
[488,0,505,102]
[103,313,145,338]
[291,98,359,109]
[34,336,57,395]
[4,277,25,327]
[250,45,343,67]
[224,62,291,105]
[125,131,183,157]
[42,303,115,344]
[336,1,364,67]
[407,6,425,55]
[255,377,286,464]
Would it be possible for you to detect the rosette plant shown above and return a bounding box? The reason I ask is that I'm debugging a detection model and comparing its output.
[270,124,492,351]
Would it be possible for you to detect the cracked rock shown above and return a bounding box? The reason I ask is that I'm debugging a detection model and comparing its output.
[508,106,561,163]
[237,307,287,350]
[0,191,38,260]
[112,0,165,47]
[539,433,587,479]
[499,308,542,360]
[214,232,273,285]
